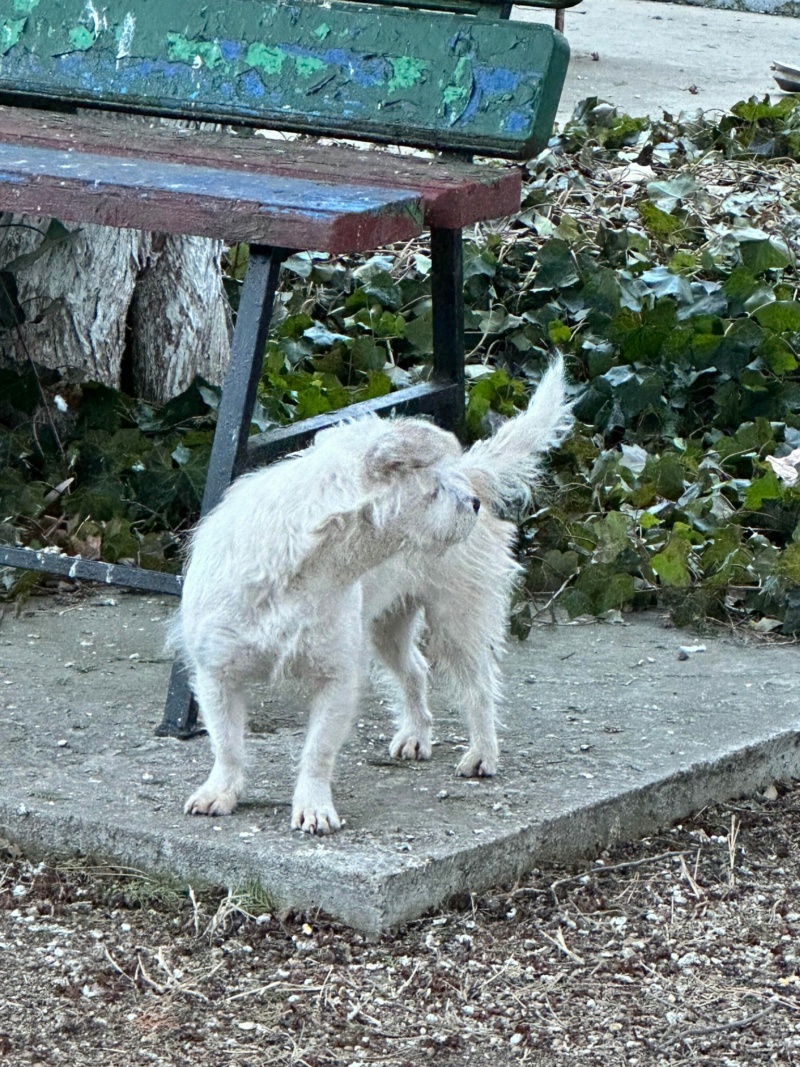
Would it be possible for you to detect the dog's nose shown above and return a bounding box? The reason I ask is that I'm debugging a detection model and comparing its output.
[471,496,481,514]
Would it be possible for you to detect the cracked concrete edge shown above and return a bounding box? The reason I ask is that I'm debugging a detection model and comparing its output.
[2,729,799,932]
[376,731,800,930]
[0,807,380,926]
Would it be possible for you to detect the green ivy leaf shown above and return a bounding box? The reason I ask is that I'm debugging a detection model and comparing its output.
[638,201,683,240]
[646,175,702,213]
[753,301,800,334]
[745,469,784,510]
[740,239,792,274]
[533,239,580,289]
[563,563,635,616]
[349,336,386,372]
[757,333,797,374]
[778,543,800,585]
[651,537,692,587]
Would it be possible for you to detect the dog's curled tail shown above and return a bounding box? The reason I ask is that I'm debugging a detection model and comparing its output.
[461,355,573,506]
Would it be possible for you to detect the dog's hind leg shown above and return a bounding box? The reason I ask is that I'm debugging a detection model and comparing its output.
[452,649,501,778]
[371,605,432,762]
[184,667,247,816]
[427,610,501,778]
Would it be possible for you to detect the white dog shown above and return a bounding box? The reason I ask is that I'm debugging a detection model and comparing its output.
[172,357,571,834]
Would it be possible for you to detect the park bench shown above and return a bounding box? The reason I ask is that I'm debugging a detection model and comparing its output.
[0,0,571,735]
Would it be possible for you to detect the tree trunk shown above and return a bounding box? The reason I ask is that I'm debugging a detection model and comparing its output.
[0,212,231,403]
[128,232,231,401]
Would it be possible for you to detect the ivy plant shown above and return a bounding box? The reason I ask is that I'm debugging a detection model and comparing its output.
[2,94,800,633]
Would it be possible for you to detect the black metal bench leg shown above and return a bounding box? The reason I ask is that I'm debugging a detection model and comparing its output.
[157,657,200,739]
[430,226,465,435]
[156,244,289,738]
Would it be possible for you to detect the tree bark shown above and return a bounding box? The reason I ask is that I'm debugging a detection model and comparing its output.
[128,232,230,401]
[0,213,231,403]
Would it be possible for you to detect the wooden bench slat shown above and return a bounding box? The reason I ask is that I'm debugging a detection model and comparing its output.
[0,140,425,252]
[0,107,522,230]
[0,0,569,158]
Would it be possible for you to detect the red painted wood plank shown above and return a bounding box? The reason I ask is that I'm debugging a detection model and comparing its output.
[0,108,521,229]
[0,140,423,253]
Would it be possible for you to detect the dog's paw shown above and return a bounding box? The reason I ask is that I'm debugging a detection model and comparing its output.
[292,779,342,836]
[291,803,342,836]
[184,785,239,817]
[456,748,498,778]
[389,729,432,762]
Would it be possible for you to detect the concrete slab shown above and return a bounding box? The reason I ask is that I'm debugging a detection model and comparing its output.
[0,592,798,931]
[516,0,800,120]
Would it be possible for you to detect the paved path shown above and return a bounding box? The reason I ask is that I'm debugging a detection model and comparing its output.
[517,0,800,119]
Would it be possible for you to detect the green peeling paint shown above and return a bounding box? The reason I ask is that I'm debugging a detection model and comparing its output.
[387,56,426,93]
[0,16,25,54]
[452,56,472,84]
[443,84,469,107]
[68,25,94,51]
[246,41,285,76]
[442,55,473,120]
[167,32,224,70]
[294,54,326,77]
[313,23,330,40]
[12,0,39,13]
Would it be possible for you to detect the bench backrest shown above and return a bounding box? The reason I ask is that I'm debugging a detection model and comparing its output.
[0,0,569,159]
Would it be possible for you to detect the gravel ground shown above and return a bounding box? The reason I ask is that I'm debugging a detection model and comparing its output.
[3,780,800,1066]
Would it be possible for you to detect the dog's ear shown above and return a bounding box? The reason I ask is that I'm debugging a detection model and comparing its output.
[313,503,376,542]
[366,422,459,479]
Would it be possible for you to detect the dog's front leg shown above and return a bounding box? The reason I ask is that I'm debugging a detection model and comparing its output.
[184,667,247,816]
[291,668,361,835]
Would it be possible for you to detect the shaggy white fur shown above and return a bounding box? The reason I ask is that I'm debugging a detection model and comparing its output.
[172,357,572,834]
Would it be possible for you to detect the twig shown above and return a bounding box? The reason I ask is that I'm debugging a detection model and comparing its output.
[102,944,136,986]
[542,928,585,966]
[728,814,741,887]
[679,851,704,899]
[529,571,576,621]
[478,959,514,991]
[225,981,328,1003]
[550,850,690,904]
[394,960,421,997]
[656,1001,777,1052]
[135,953,168,994]
[188,884,202,937]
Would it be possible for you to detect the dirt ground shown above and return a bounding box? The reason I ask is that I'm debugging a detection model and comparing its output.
[2,780,800,1066]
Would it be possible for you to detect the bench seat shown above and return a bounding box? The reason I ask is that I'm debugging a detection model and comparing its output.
[0,106,522,249]
[1,106,522,233]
